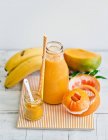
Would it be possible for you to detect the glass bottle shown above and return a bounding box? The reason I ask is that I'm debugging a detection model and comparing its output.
[43,41,69,104]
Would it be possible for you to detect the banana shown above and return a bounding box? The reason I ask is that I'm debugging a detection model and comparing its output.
[4,56,42,88]
[5,48,42,72]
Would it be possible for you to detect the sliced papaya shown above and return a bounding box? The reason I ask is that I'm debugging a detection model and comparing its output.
[64,48,101,72]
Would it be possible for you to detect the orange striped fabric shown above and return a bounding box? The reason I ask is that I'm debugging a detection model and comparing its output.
[17,75,94,129]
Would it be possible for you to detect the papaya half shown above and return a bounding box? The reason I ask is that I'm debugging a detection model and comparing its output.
[64,48,101,72]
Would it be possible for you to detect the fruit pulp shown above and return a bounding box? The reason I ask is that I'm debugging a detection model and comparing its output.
[44,58,69,104]
[24,93,43,121]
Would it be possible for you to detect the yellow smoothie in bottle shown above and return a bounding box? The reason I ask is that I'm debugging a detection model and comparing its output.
[43,41,69,104]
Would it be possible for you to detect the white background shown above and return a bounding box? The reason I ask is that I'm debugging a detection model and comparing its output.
[0,0,108,50]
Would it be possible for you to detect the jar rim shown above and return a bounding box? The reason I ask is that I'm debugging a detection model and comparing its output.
[24,91,42,105]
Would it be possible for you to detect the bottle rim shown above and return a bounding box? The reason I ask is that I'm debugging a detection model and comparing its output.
[46,41,63,54]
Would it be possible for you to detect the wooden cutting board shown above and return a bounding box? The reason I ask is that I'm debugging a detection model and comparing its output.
[17,75,94,129]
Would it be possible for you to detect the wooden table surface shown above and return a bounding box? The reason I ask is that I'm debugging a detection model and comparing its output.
[0,49,108,140]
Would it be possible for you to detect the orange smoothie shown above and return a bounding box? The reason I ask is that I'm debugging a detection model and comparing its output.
[24,92,43,121]
[43,41,69,104]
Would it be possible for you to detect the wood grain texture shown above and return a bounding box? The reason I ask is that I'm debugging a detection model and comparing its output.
[0,114,26,140]
[0,50,108,140]
[0,91,20,112]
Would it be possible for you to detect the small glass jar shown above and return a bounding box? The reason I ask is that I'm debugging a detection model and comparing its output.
[24,90,43,121]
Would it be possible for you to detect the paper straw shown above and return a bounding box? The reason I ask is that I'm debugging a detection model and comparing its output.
[38,35,47,100]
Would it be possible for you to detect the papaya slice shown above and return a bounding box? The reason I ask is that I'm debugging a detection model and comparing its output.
[64,48,101,72]
[69,74,100,92]
[62,88,90,115]
[76,85,100,116]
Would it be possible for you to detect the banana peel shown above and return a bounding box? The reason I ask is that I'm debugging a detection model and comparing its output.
[5,56,42,88]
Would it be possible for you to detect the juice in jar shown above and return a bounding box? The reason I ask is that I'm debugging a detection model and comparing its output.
[43,41,69,104]
[24,91,43,121]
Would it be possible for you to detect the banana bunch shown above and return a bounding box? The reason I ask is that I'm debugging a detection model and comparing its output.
[4,48,42,88]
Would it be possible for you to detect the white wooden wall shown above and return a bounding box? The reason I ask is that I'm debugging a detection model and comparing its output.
[0,0,108,50]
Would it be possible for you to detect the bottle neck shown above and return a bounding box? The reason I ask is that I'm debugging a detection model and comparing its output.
[46,41,64,61]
